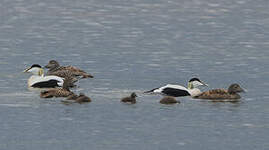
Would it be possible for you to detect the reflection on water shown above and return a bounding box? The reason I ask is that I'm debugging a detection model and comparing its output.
[0,0,269,149]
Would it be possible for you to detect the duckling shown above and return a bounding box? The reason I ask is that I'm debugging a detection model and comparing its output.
[194,83,245,100]
[45,60,94,78]
[121,92,137,104]
[159,96,180,104]
[40,77,74,98]
[66,93,79,100]
[75,93,91,103]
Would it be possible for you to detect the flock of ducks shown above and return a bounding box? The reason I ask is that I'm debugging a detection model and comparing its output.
[23,60,245,104]
[24,60,92,103]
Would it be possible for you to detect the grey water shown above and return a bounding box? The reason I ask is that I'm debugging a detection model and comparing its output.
[0,0,269,149]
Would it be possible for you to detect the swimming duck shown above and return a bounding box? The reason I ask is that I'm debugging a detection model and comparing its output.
[159,96,180,104]
[74,93,92,103]
[121,92,137,104]
[66,93,79,100]
[194,83,245,100]
[45,60,94,78]
[23,64,64,88]
[40,77,75,98]
[144,78,208,97]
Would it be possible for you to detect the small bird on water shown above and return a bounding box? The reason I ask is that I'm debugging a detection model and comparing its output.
[65,93,92,103]
[159,96,180,104]
[121,92,137,104]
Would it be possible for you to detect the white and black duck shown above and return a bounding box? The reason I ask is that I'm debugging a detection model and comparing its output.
[23,64,64,89]
[144,78,208,97]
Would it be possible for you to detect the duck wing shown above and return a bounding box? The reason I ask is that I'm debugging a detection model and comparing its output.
[65,66,94,78]
[194,89,229,99]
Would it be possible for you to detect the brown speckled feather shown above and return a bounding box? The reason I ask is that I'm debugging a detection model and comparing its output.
[40,89,74,98]
[194,89,240,99]
[46,60,93,78]
[48,70,79,85]
[53,66,93,78]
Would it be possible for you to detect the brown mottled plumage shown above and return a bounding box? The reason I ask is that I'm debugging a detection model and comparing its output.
[40,89,74,98]
[194,83,245,100]
[45,60,94,78]
[121,93,137,104]
[160,96,180,104]
[40,78,74,98]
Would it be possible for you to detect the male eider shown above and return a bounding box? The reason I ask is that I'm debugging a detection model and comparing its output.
[160,96,180,104]
[40,77,75,98]
[144,78,208,97]
[45,60,94,78]
[23,64,64,88]
[194,83,245,100]
[121,92,137,104]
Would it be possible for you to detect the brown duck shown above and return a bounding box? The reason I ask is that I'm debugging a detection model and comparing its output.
[160,96,180,104]
[121,93,137,104]
[45,60,94,78]
[194,83,245,100]
[40,77,74,98]
[66,93,91,103]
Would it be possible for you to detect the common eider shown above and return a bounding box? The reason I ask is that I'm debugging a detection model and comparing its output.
[45,60,94,78]
[144,78,208,97]
[121,92,137,104]
[23,64,64,88]
[160,96,180,104]
[40,77,75,98]
[194,83,245,100]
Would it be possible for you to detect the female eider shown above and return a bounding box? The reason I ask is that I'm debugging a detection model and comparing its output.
[194,83,245,100]
[40,77,75,98]
[144,78,208,97]
[160,96,180,104]
[45,60,94,78]
[23,64,64,88]
[121,92,137,104]
[62,93,91,104]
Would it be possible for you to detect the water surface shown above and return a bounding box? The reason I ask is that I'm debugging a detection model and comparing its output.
[0,0,269,149]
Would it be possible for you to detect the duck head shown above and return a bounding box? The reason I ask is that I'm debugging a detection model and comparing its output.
[228,84,245,94]
[23,64,44,76]
[131,92,137,98]
[45,60,60,69]
[187,78,208,89]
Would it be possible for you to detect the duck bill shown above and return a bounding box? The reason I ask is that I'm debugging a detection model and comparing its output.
[200,81,209,87]
[44,64,50,68]
[240,88,246,93]
[23,67,31,73]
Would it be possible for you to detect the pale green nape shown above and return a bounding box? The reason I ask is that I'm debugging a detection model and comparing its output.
[38,68,44,76]
[188,82,194,89]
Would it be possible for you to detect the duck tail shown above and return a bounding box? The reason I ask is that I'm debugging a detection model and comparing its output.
[82,74,94,78]
[143,88,158,94]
